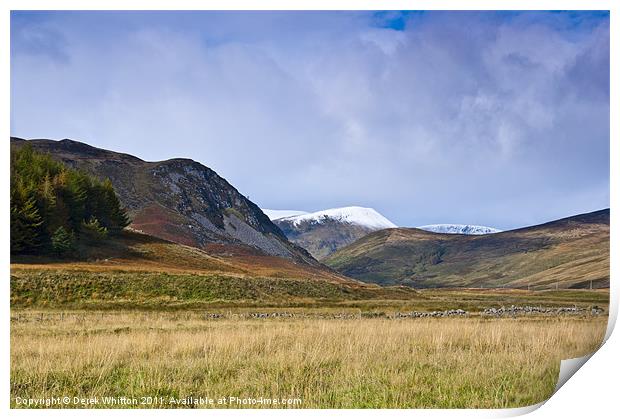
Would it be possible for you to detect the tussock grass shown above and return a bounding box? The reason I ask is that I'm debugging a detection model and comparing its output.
[11,312,606,408]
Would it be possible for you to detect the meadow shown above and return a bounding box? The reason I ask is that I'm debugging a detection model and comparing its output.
[10,310,607,409]
[10,259,610,409]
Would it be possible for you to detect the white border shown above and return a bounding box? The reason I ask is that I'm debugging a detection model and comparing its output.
[1,1,616,418]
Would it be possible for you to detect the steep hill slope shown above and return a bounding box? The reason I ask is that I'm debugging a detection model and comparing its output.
[273,207,397,260]
[324,209,609,290]
[10,137,315,265]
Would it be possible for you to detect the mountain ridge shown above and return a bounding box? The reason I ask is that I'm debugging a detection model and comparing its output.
[278,206,397,229]
[418,224,502,235]
[10,137,316,265]
[273,206,397,260]
[324,209,609,290]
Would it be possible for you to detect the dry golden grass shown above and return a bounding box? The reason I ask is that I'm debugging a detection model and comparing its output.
[10,311,607,408]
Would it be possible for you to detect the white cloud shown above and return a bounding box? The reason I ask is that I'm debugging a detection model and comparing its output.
[11,11,609,229]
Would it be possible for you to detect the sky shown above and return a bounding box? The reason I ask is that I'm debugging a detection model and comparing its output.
[10,11,610,230]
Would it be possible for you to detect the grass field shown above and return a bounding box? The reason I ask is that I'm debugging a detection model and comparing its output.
[10,311,607,409]
[10,256,610,409]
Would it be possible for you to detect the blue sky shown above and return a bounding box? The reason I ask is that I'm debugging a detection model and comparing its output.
[10,11,610,229]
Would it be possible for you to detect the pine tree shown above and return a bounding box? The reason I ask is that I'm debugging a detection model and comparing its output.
[81,216,108,239]
[10,195,43,253]
[100,179,130,230]
[51,226,75,255]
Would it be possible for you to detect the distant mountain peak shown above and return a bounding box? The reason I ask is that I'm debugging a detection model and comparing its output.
[272,206,397,260]
[262,209,309,220]
[417,224,502,235]
[281,206,397,230]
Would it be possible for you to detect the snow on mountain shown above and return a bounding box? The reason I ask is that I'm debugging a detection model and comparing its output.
[417,224,502,235]
[262,209,309,220]
[280,206,397,230]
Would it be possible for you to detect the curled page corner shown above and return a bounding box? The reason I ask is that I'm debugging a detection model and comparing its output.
[501,353,599,418]
[551,301,617,397]
[501,401,546,417]
[501,353,599,417]
[553,353,595,394]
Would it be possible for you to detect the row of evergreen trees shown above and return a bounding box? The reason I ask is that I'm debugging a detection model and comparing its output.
[10,145,130,255]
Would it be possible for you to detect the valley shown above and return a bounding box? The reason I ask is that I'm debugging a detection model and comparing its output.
[9,137,610,409]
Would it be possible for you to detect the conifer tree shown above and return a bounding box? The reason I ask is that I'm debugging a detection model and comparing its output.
[51,226,75,255]
[10,145,131,255]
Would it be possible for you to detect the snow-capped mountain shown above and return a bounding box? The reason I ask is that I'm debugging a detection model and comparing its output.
[262,209,309,220]
[280,206,397,229]
[273,206,397,260]
[417,224,502,235]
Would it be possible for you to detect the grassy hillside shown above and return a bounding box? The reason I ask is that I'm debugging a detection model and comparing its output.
[11,229,426,309]
[324,209,609,290]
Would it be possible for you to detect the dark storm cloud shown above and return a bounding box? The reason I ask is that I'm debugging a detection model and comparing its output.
[10,11,609,229]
